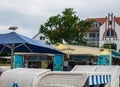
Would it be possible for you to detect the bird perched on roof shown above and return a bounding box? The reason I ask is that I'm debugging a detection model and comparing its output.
[8,26,18,32]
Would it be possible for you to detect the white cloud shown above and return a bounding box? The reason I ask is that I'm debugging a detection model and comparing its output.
[0,25,10,34]
[0,0,120,18]
[0,0,120,37]
[15,27,38,38]
[0,25,38,38]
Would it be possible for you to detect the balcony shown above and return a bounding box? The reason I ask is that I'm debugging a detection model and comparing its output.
[88,37,99,41]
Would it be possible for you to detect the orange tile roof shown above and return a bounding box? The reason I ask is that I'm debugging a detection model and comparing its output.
[115,17,120,25]
[86,17,120,26]
[85,16,120,33]
[86,18,106,25]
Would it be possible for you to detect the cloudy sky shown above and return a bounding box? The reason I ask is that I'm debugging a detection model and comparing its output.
[0,0,120,38]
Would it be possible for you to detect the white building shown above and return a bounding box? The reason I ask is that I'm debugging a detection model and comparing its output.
[33,13,120,52]
[33,32,49,44]
[99,13,120,52]
[86,13,120,52]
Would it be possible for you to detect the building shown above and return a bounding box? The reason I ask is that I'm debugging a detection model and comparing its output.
[33,32,50,44]
[86,13,120,52]
[85,18,104,47]
[100,13,120,52]
[33,13,120,52]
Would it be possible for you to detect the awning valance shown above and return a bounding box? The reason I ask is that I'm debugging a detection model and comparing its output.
[112,50,120,58]
[88,75,111,86]
[53,43,101,55]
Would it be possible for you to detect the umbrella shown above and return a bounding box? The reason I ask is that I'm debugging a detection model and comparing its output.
[0,32,64,68]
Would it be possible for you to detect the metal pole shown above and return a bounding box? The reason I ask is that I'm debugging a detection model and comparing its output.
[11,44,14,69]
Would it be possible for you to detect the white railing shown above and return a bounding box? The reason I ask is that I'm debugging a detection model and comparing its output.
[88,37,99,41]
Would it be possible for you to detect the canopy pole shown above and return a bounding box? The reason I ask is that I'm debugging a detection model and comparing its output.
[11,44,14,69]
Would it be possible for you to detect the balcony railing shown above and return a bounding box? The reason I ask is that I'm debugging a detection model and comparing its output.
[88,37,99,41]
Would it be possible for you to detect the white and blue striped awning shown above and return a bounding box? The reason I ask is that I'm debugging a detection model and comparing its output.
[88,75,111,86]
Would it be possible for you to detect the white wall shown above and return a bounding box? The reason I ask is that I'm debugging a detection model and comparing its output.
[33,33,49,43]
[115,23,120,51]
[99,22,106,47]
[99,21,120,52]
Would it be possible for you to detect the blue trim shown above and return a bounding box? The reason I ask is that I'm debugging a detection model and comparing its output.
[100,75,102,84]
[96,75,99,84]
[92,75,94,85]
[88,75,111,86]
[12,83,18,87]
[106,75,108,83]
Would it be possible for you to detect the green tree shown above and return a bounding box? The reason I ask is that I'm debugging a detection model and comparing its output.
[76,20,93,45]
[40,8,92,45]
[40,15,62,44]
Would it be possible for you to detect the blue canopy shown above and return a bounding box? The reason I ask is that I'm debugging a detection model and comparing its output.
[0,32,63,54]
[0,32,64,68]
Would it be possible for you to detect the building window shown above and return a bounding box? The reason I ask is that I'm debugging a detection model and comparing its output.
[106,30,110,37]
[88,33,98,41]
[105,29,116,37]
[109,21,112,25]
[119,49,120,53]
[97,33,99,37]
[40,36,45,40]
[93,21,99,28]
[89,33,96,37]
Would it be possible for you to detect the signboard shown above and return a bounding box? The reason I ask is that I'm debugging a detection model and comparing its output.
[53,55,63,71]
[98,55,111,65]
[14,55,24,68]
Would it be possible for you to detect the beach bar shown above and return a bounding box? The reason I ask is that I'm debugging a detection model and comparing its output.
[13,53,64,71]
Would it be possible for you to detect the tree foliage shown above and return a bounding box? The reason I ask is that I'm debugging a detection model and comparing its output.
[40,8,92,45]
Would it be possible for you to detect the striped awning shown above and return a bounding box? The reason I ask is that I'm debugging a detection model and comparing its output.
[88,75,111,85]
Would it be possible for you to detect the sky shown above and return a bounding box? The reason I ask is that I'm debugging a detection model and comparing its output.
[0,0,120,38]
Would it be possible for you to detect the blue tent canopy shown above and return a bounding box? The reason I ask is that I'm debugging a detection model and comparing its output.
[0,32,63,54]
[0,32,64,68]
